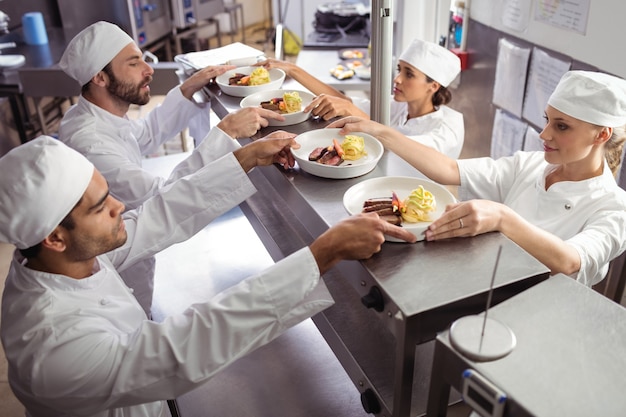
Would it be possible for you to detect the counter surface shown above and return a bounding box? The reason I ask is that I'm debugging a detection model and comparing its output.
[207,83,549,416]
[427,275,626,417]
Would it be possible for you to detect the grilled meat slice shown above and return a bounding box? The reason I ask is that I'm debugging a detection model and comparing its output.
[318,150,343,166]
[309,146,329,161]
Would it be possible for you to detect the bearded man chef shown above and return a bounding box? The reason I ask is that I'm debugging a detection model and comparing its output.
[0,136,415,417]
[58,21,285,315]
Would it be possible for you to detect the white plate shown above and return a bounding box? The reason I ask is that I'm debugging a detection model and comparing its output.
[343,176,457,242]
[216,66,286,97]
[291,129,383,179]
[239,89,315,126]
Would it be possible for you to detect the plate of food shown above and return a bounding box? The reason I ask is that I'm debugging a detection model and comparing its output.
[216,66,286,97]
[338,48,368,60]
[239,89,315,126]
[343,176,457,242]
[291,128,383,179]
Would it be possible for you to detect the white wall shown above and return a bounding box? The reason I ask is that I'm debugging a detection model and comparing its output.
[470,0,626,78]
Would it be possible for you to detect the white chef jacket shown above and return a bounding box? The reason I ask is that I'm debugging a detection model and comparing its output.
[59,87,220,314]
[457,151,626,286]
[352,98,465,158]
[0,143,333,417]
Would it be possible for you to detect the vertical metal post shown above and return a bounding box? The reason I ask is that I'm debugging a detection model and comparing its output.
[370,0,393,125]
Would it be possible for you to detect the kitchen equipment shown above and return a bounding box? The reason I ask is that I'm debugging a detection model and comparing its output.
[169,0,225,29]
[57,0,173,47]
[314,2,370,34]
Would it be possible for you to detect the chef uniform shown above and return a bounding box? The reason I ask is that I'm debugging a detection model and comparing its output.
[353,39,464,158]
[458,71,626,287]
[57,22,217,315]
[0,137,333,417]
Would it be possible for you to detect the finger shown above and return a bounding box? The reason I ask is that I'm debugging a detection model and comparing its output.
[257,108,286,121]
[383,223,418,243]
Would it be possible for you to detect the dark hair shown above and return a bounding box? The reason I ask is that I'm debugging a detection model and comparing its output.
[80,63,113,95]
[425,75,452,106]
[18,209,77,259]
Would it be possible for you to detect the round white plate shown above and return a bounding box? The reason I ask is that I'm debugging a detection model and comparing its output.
[291,128,383,179]
[216,66,285,97]
[240,89,315,126]
[343,176,456,242]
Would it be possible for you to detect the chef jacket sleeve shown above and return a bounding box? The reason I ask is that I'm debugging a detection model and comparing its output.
[457,154,520,202]
[564,202,626,286]
[133,87,210,155]
[28,248,334,414]
[108,148,257,271]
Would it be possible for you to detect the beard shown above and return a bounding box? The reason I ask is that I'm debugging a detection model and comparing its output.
[64,218,128,262]
[105,69,152,106]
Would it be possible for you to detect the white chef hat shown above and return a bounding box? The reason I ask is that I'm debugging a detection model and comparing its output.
[0,136,94,249]
[59,21,134,86]
[548,70,626,127]
[398,39,461,87]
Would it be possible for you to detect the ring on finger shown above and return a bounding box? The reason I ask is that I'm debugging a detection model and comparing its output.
[459,218,464,229]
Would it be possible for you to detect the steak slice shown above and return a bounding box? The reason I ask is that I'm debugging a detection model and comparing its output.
[318,150,343,166]
[309,146,329,161]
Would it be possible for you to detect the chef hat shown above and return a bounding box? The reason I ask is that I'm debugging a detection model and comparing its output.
[398,39,461,87]
[59,21,134,86]
[548,70,626,127]
[0,136,94,249]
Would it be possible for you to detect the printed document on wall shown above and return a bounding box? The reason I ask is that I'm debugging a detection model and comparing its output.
[491,109,528,159]
[492,38,530,117]
[522,47,571,128]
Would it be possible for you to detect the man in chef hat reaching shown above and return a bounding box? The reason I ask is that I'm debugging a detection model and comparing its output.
[57,21,285,315]
[0,135,415,417]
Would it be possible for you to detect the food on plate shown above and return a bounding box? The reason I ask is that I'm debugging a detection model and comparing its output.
[330,64,354,80]
[307,135,367,166]
[362,197,402,225]
[399,185,436,222]
[341,135,366,161]
[361,185,437,225]
[346,60,364,70]
[342,49,364,59]
[260,91,303,114]
[228,67,271,86]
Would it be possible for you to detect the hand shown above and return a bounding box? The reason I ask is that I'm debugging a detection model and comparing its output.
[310,213,417,274]
[234,130,299,172]
[327,116,388,137]
[255,58,296,76]
[180,65,236,99]
[425,200,505,241]
[217,107,286,139]
[304,94,357,120]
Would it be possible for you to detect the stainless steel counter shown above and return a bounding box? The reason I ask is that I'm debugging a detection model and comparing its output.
[207,84,550,417]
[426,275,626,417]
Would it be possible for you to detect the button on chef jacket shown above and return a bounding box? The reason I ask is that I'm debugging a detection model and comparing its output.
[0,133,334,417]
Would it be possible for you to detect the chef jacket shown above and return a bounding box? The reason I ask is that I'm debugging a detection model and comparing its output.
[59,87,221,314]
[457,151,626,286]
[352,98,465,158]
[0,137,334,417]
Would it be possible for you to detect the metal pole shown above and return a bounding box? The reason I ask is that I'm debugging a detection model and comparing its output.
[370,0,393,125]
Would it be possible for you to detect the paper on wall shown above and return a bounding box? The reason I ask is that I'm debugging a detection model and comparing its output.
[492,38,531,118]
[522,47,571,129]
[491,108,528,159]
